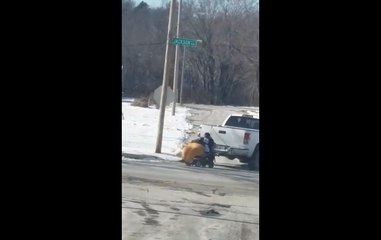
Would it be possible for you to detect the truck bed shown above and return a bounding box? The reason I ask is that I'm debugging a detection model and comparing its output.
[200,124,259,157]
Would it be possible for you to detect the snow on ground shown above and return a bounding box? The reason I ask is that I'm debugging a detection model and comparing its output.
[122,100,192,160]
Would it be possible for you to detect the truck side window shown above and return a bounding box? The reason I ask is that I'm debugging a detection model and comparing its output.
[225,118,234,126]
[251,119,259,130]
[245,119,251,129]
[225,116,259,129]
[226,117,241,128]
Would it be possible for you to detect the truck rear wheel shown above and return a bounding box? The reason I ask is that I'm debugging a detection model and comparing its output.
[249,147,259,171]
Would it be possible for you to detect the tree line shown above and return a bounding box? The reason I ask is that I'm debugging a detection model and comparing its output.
[122,0,259,106]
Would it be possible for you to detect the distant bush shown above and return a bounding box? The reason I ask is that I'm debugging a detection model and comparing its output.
[131,96,149,108]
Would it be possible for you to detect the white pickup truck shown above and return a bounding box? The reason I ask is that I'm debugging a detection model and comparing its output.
[199,114,259,170]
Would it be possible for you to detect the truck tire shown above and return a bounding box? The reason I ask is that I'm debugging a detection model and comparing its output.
[249,146,259,171]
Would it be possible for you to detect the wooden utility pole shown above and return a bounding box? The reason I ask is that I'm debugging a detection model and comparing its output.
[155,0,176,153]
[172,0,181,115]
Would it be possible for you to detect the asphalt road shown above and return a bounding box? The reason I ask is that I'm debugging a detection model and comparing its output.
[122,159,259,240]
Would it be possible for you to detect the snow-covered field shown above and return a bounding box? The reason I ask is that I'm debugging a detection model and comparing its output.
[122,100,192,160]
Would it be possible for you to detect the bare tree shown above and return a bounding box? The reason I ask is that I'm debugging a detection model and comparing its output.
[122,0,259,106]
[179,0,259,105]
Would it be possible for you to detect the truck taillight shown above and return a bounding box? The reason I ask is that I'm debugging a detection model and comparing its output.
[244,132,250,144]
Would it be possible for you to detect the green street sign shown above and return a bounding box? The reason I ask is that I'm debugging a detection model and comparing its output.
[171,37,197,47]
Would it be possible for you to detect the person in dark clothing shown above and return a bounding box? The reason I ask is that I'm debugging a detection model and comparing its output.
[197,132,216,163]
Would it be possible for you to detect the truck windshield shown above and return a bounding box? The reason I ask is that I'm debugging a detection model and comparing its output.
[225,116,259,130]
